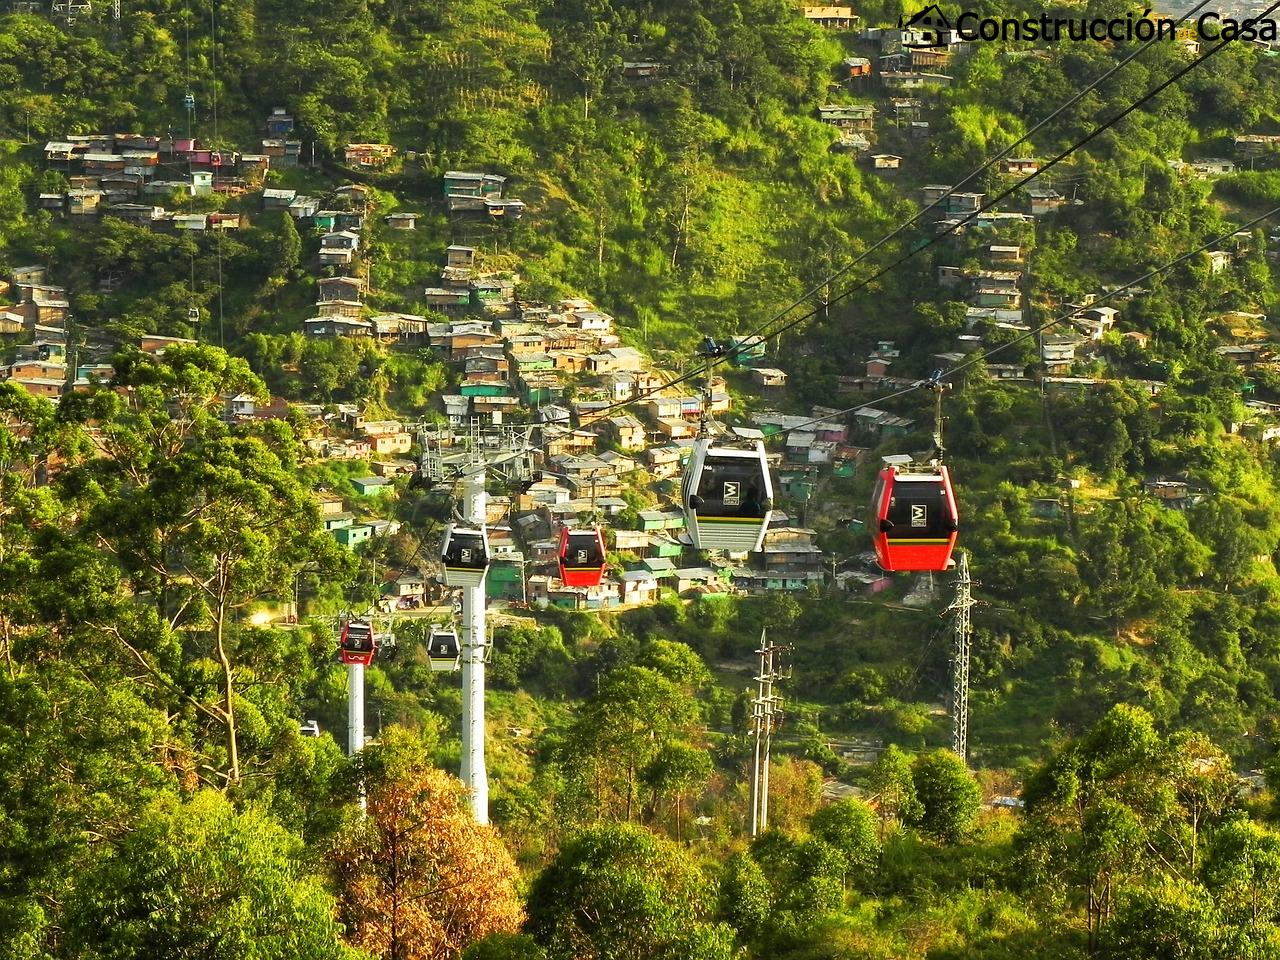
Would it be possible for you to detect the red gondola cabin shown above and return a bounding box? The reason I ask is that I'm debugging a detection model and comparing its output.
[339,618,377,666]
[870,465,958,572]
[558,526,607,588]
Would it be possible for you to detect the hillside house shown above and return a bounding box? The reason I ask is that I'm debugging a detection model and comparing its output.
[289,196,320,219]
[443,171,506,199]
[588,347,645,373]
[881,72,952,91]
[656,417,695,440]
[751,367,788,388]
[446,245,476,268]
[1028,187,1064,214]
[1076,305,1119,340]
[424,287,473,313]
[263,187,296,210]
[973,279,1021,309]
[606,414,647,451]
[260,139,303,168]
[854,407,915,438]
[7,378,63,400]
[319,231,360,266]
[317,298,362,319]
[843,56,872,79]
[1217,344,1266,367]
[332,184,371,211]
[442,395,470,424]
[1041,334,1083,373]
[317,276,365,303]
[987,244,1024,263]
[6,360,66,381]
[138,334,195,355]
[817,104,874,132]
[1144,476,1205,510]
[343,143,395,168]
[621,62,665,83]
[619,570,660,605]
[870,154,902,171]
[645,445,686,481]
[545,429,598,458]
[801,5,858,28]
[865,356,893,377]
[266,108,293,137]
[910,46,950,70]
[63,188,102,216]
[1235,134,1280,158]
[370,432,412,456]
[1001,158,1040,176]
[761,527,825,582]
[304,317,372,338]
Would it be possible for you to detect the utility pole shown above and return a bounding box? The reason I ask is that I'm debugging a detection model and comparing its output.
[749,629,789,836]
[945,551,975,763]
[418,419,536,825]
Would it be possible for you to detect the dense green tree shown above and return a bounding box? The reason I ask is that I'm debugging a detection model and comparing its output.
[867,744,923,838]
[62,791,359,960]
[525,823,735,960]
[717,852,772,943]
[809,798,880,888]
[909,750,981,844]
[277,210,303,277]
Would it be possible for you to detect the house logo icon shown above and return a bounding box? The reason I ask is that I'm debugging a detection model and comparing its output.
[899,4,951,48]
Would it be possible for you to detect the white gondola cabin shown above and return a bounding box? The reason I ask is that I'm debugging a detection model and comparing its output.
[440,524,490,587]
[427,628,461,672]
[683,438,774,553]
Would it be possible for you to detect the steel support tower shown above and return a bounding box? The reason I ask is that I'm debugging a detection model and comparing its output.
[945,551,975,763]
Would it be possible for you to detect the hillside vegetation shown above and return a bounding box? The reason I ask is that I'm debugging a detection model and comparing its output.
[8,0,1280,957]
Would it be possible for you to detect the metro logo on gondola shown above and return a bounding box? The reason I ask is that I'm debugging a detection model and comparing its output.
[723,481,741,506]
[911,504,927,527]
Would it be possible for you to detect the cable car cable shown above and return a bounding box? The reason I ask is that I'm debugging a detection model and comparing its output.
[441,16,1267,488]
[733,13,1276,368]
[742,204,1280,445]
[451,2,1242,468]
[719,0,1214,360]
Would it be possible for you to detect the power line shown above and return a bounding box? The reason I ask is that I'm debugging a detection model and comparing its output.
[734,204,1280,445]
[725,0,1213,355]
[740,11,1273,362]
[457,10,1247,467]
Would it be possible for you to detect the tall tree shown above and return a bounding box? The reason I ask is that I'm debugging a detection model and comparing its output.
[277,209,303,276]
[332,729,524,960]
[909,750,981,844]
[63,791,359,960]
[867,744,922,839]
[525,822,735,960]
